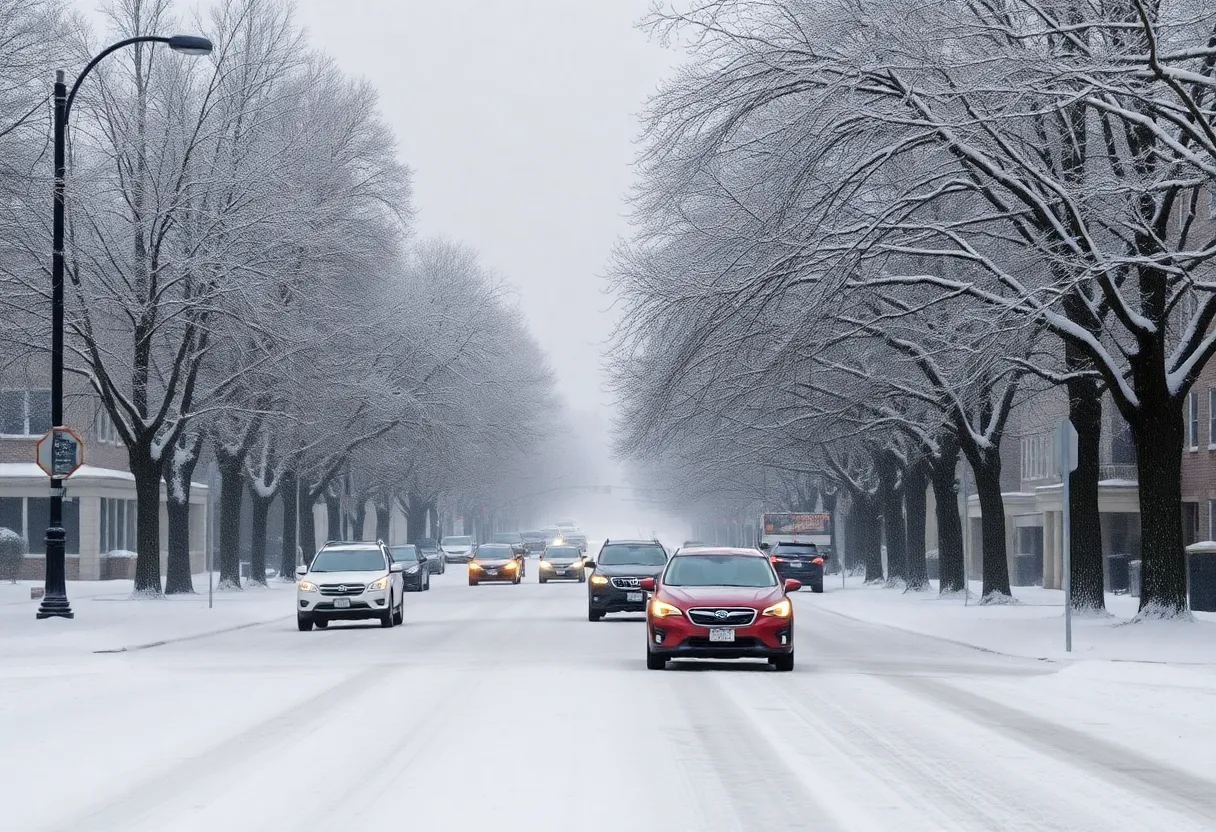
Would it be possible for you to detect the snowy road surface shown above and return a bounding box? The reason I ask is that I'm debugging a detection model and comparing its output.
[3,569,1214,832]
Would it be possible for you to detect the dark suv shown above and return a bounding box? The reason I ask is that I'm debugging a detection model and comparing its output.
[585,539,668,621]
[761,542,825,592]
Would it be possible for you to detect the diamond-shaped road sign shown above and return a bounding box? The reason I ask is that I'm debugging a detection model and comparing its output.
[35,427,85,479]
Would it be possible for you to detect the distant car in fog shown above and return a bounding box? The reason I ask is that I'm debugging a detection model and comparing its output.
[521,530,548,555]
[441,535,474,563]
[468,543,525,585]
[415,538,446,575]
[539,545,587,583]
[561,533,588,552]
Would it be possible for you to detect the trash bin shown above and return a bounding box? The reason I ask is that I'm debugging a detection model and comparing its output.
[1013,553,1038,586]
[1108,554,1130,595]
[1187,544,1216,612]
[1128,560,1141,598]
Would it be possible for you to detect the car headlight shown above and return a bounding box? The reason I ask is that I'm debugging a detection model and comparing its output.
[649,598,683,618]
[504,561,518,570]
[368,576,389,591]
[590,574,609,585]
[298,580,318,592]
[469,562,482,570]
[540,560,552,569]
[762,598,792,618]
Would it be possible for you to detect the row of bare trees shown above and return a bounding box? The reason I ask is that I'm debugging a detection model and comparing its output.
[611,0,1216,618]
[0,0,571,595]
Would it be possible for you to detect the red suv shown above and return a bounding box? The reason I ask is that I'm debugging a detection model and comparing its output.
[641,547,799,671]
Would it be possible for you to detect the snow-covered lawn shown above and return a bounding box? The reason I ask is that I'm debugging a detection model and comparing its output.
[0,573,292,659]
[805,576,1216,664]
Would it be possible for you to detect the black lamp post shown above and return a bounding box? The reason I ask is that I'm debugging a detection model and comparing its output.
[37,34,214,620]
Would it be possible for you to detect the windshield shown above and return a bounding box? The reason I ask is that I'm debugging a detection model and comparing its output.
[389,546,419,561]
[663,554,777,587]
[598,544,667,566]
[545,547,581,559]
[416,538,437,550]
[522,531,547,542]
[492,533,520,543]
[310,547,387,573]
[442,536,472,547]
[475,546,514,560]
[773,544,819,557]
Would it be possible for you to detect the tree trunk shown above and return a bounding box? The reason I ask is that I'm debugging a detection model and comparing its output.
[968,449,1013,601]
[1068,370,1106,612]
[904,456,930,591]
[1132,396,1188,616]
[217,457,244,589]
[352,497,367,541]
[162,446,200,595]
[843,503,858,572]
[929,437,965,594]
[822,488,838,566]
[325,492,341,541]
[428,503,439,539]
[406,494,428,544]
[129,448,163,596]
[876,451,907,585]
[300,482,318,567]
[853,494,884,583]
[280,470,299,580]
[375,501,391,542]
[248,489,271,587]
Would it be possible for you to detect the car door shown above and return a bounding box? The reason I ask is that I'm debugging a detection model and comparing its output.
[415,546,428,579]
[383,544,403,598]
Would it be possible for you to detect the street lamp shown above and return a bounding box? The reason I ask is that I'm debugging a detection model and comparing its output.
[37,34,214,621]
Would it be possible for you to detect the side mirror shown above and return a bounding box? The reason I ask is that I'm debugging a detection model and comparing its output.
[638,577,656,591]
[389,562,405,573]
[583,559,595,569]
[758,542,771,551]
[784,578,802,593]
[295,565,307,577]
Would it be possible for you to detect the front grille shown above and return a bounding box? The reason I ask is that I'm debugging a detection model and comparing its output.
[687,607,758,627]
[319,583,366,596]
[610,577,642,589]
[685,636,760,649]
[315,601,370,610]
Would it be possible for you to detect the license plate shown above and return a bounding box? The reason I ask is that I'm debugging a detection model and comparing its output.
[709,628,735,643]
[789,561,802,568]
[334,598,351,609]
[627,591,643,602]
[556,570,567,575]
[487,570,498,576]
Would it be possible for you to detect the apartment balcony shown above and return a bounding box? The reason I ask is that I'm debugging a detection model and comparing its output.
[1099,464,1138,483]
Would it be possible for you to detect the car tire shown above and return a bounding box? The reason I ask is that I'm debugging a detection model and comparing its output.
[380,598,395,628]
[469,578,478,587]
[314,618,328,629]
[539,576,547,584]
[297,614,313,632]
[812,581,823,594]
[646,649,666,670]
[578,572,586,583]
[588,608,603,622]
[393,597,404,626]
[772,652,795,672]
[424,573,431,591]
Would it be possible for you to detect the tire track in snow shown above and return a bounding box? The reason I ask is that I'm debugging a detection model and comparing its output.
[887,673,1216,827]
[669,671,843,830]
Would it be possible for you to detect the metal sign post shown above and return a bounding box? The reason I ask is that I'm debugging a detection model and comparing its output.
[961,463,969,606]
[1057,418,1079,652]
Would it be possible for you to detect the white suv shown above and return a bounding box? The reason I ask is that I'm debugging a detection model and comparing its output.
[296,541,404,631]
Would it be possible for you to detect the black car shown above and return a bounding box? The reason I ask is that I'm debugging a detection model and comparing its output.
[416,537,446,575]
[389,544,431,592]
[521,530,548,556]
[468,543,525,585]
[761,542,825,592]
[539,544,586,583]
[585,539,668,621]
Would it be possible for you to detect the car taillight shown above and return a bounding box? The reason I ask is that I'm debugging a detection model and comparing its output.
[812,557,823,565]
[769,556,780,564]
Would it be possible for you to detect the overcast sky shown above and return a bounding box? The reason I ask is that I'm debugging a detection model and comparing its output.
[288,0,675,411]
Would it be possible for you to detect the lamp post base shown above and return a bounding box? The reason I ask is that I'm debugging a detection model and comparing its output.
[36,595,74,619]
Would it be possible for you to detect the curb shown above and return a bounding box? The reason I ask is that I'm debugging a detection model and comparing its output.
[93,615,291,653]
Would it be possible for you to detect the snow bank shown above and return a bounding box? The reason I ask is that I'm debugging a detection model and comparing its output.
[804,576,1216,664]
[0,573,292,658]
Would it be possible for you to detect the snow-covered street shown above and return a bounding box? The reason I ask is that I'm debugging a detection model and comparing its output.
[3,569,1214,832]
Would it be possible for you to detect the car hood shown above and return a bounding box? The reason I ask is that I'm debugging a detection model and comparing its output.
[661,585,784,607]
[303,570,387,586]
[592,563,665,578]
[473,558,514,566]
[442,546,471,553]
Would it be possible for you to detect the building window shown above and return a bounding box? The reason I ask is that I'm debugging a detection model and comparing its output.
[1209,390,1216,448]
[1209,500,1216,542]
[1188,392,1199,450]
[96,408,121,445]
[1184,502,1200,546]
[0,495,79,554]
[100,497,137,553]
[0,390,52,436]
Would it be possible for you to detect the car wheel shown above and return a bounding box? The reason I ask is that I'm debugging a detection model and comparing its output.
[588,608,603,622]
[812,581,824,594]
[578,572,586,583]
[314,618,328,629]
[424,573,431,591]
[539,576,547,584]
[469,578,478,587]
[771,652,795,672]
[297,614,313,632]
[393,597,404,626]
[380,597,395,628]
[646,648,666,670]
